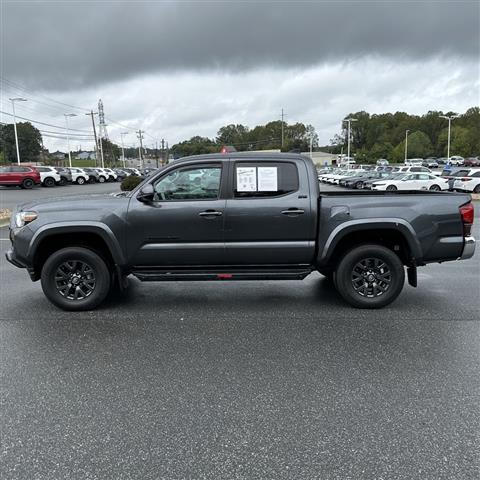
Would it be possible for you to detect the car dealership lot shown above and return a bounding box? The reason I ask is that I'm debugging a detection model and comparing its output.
[0,197,479,479]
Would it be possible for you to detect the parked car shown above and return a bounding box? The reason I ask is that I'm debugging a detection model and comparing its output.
[453,170,480,193]
[342,171,391,189]
[437,157,448,165]
[94,168,110,183]
[404,158,424,166]
[464,157,480,167]
[35,166,61,187]
[113,168,129,181]
[54,167,73,186]
[363,173,409,190]
[376,159,389,166]
[422,158,439,168]
[82,168,100,183]
[123,167,142,176]
[371,173,449,191]
[441,168,479,190]
[449,156,464,166]
[392,165,432,174]
[6,153,476,313]
[67,168,90,185]
[0,165,41,189]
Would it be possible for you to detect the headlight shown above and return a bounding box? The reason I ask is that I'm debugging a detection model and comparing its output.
[15,211,38,228]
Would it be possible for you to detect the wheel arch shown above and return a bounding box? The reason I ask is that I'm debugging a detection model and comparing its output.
[28,223,125,280]
[318,219,423,269]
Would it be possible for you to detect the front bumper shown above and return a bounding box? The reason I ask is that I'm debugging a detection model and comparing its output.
[459,236,476,260]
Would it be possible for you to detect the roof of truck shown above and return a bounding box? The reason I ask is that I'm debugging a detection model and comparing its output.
[172,152,311,164]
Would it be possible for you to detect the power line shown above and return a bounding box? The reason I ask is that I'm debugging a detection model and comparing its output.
[0,110,91,132]
[0,76,90,113]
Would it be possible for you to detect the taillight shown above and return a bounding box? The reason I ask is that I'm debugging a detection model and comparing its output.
[460,202,474,236]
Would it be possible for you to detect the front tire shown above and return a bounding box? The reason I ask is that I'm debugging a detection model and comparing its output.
[76,176,86,185]
[334,244,405,309]
[21,178,34,189]
[41,247,111,311]
[98,176,106,183]
[474,184,480,193]
[43,177,55,187]
[386,185,397,191]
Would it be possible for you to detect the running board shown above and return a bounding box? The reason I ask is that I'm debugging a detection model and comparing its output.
[132,268,313,282]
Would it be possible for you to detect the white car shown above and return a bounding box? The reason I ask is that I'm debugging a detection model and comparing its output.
[94,168,117,182]
[392,165,432,174]
[67,167,89,185]
[404,158,424,166]
[453,170,480,193]
[449,156,464,166]
[372,173,449,191]
[35,166,61,187]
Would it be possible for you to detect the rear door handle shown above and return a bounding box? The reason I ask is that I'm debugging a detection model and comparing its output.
[199,210,223,217]
[281,208,305,215]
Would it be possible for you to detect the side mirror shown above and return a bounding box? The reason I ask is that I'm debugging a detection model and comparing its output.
[137,183,155,202]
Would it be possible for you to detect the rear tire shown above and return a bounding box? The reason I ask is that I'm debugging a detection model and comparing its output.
[99,176,106,183]
[355,181,363,189]
[43,177,55,187]
[473,184,480,193]
[57,177,67,186]
[429,184,440,191]
[41,247,111,311]
[334,244,405,309]
[21,178,34,189]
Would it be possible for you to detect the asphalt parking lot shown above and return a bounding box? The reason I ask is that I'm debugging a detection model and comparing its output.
[0,188,479,479]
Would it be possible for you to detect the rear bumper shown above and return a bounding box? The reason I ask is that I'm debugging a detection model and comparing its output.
[459,236,476,260]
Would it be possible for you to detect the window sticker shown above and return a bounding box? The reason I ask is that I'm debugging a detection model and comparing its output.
[257,167,278,191]
[236,167,257,191]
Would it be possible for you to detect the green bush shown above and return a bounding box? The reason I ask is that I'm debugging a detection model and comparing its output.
[120,175,143,191]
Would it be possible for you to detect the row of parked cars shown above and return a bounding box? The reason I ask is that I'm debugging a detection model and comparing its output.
[318,164,480,193]
[404,156,480,168]
[0,165,157,189]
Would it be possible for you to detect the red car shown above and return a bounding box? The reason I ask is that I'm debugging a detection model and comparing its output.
[0,165,41,189]
[464,157,480,167]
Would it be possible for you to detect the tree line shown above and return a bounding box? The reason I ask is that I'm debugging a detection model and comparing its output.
[328,107,479,162]
[1,107,478,164]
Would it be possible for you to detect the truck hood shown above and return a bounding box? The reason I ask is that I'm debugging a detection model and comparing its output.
[18,193,128,214]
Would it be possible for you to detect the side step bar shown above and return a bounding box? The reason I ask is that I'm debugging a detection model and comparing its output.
[132,268,313,282]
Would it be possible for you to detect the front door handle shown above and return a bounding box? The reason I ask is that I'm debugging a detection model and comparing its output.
[281,208,305,215]
[199,210,223,217]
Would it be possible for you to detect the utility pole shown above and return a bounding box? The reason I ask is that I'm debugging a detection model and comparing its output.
[343,117,358,168]
[86,110,99,167]
[9,98,27,164]
[64,113,77,168]
[280,108,286,150]
[137,130,144,168]
[440,114,459,161]
[120,132,128,168]
[161,138,165,166]
[404,130,410,164]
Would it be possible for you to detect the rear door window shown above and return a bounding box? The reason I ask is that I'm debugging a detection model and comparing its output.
[233,162,299,198]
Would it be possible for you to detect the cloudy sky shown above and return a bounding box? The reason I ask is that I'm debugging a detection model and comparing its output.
[1,1,479,152]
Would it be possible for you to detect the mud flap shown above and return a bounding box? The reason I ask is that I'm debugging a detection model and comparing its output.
[407,266,417,287]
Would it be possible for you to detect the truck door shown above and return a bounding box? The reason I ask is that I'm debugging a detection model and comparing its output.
[224,159,316,265]
[126,163,226,267]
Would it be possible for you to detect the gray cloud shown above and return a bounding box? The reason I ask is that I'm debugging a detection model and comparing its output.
[3,1,479,90]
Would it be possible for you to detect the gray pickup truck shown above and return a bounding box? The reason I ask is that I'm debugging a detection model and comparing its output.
[6,153,476,311]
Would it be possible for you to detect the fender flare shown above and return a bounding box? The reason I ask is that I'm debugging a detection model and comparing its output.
[27,221,126,266]
[321,218,423,264]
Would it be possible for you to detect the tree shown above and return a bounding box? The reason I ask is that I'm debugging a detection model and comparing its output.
[171,136,218,157]
[216,124,249,149]
[437,126,473,158]
[392,131,433,162]
[0,122,42,163]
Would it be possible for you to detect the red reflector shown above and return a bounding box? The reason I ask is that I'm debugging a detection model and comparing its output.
[217,273,233,279]
[460,203,474,225]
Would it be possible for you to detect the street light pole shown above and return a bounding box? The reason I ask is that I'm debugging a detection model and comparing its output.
[120,132,128,168]
[440,114,459,161]
[343,117,357,168]
[405,130,410,164]
[9,98,27,164]
[64,113,77,168]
